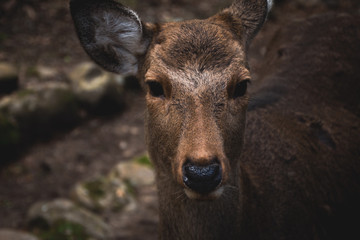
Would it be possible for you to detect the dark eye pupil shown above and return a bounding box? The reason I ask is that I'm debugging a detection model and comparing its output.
[233,81,248,99]
[148,81,165,99]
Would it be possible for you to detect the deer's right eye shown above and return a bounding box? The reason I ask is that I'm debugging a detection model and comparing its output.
[147,81,165,99]
[232,79,250,99]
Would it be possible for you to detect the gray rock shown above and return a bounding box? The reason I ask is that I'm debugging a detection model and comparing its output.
[36,65,59,80]
[110,161,155,188]
[0,62,19,94]
[72,175,136,212]
[27,199,112,240]
[72,159,154,213]
[0,229,39,240]
[25,65,59,82]
[68,62,125,108]
[0,82,79,133]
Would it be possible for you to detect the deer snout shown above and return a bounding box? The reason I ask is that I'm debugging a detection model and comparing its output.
[182,159,222,195]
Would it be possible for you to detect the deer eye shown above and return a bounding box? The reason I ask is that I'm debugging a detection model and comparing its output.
[232,79,250,99]
[147,81,165,99]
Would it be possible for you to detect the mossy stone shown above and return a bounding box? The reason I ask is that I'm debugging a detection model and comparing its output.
[36,219,89,240]
[134,154,153,167]
[0,113,20,146]
[83,178,107,201]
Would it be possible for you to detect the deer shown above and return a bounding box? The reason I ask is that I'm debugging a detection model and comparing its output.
[70,0,360,239]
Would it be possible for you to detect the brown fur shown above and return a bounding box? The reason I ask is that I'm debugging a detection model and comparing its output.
[70,0,360,239]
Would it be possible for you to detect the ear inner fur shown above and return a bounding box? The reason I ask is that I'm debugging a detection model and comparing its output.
[70,0,153,75]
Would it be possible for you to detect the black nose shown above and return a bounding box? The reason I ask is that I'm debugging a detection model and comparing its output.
[182,161,222,194]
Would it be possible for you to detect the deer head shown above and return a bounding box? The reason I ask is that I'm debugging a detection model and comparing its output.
[70,0,272,201]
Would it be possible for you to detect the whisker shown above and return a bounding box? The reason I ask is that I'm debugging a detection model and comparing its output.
[174,191,187,202]
[172,189,184,197]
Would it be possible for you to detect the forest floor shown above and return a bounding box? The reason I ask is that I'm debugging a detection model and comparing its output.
[0,0,359,239]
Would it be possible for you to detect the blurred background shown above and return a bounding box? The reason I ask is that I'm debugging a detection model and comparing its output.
[0,0,359,239]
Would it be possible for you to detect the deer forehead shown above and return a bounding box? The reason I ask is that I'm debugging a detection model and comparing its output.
[145,21,248,91]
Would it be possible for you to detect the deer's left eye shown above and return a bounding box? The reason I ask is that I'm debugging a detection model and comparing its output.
[147,81,165,99]
[232,79,250,99]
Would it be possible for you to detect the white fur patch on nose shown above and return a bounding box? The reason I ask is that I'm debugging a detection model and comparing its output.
[267,0,274,12]
[184,186,224,200]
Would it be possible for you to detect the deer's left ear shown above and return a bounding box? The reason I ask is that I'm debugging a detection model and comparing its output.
[210,0,273,48]
[70,0,153,75]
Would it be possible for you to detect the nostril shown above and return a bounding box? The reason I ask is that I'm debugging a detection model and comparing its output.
[182,162,222,194]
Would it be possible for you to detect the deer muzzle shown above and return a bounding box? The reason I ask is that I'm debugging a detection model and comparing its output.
[182,160,222,194]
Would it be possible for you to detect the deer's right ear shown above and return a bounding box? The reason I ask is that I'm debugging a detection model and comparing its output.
[70,0,153,75]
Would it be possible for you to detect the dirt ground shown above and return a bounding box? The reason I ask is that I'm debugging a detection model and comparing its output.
[0,0,359,239]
